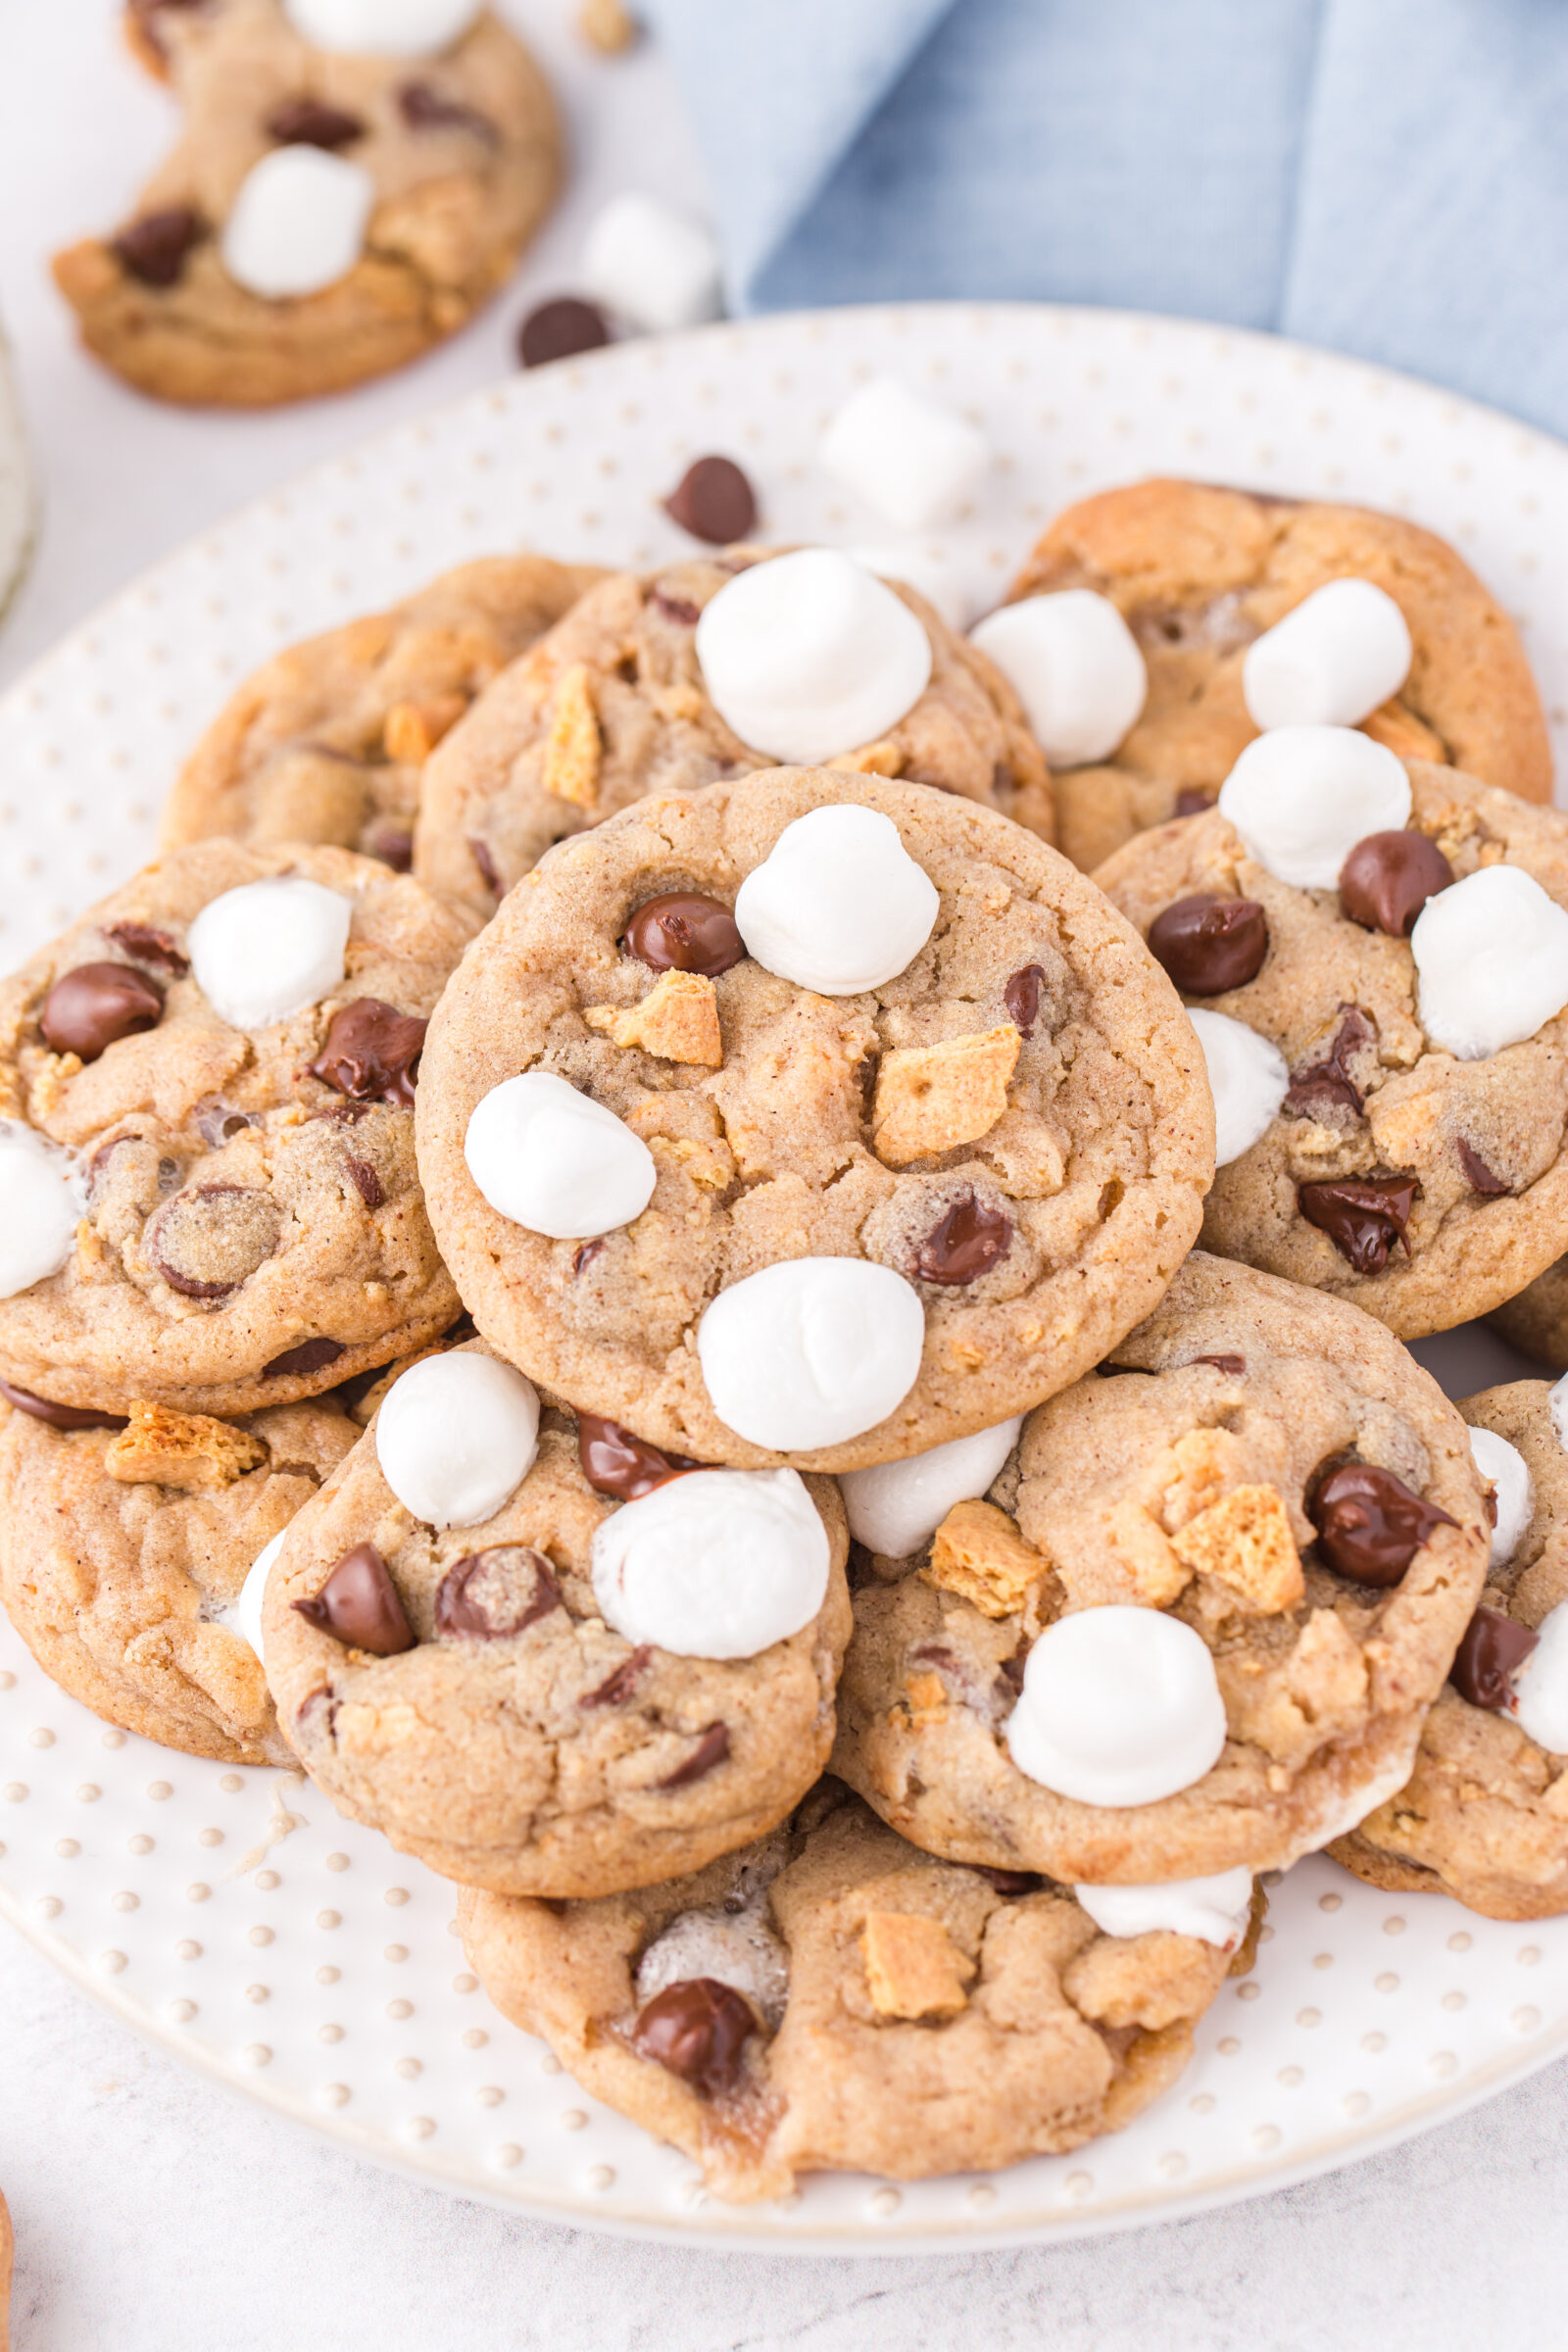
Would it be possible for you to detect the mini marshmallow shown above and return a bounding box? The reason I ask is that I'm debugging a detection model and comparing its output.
[968,592,1147,767]
[696,550,932,764]
[635,1904,790,2028]
[591,1466,829,1658]
[1243,578,1413,731]
[465,1070,657,1241]
[233,1529,287,1668]
[1073,1866,1253,1951]
[375,1351,539,1529]
[221,147,375,301]
[1188,1009,1288,1165]
[0,1123,83,1300]
[733,805,938,995]
[1468,1426,1535,1573]
[839,1417,1022,1558]
[820,376,990,533]
[1411,865,1568,1059]
[1005,1605,1228,1808]
[580,194,721,334]
[283,0,480,53]
[844,545,972,632]
[187,877,353,1030]
[1510,1599,1568,1753]
[698,1257,925,1451]
[1216,724,1411,890]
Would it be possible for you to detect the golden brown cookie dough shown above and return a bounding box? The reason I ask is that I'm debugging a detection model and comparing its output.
[1006,479,1551,871]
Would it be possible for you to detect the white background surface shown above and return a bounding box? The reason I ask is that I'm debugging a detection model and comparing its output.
[1,6,1566,2346]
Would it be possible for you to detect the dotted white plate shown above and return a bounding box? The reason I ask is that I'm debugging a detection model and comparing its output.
[1,304,1566,2250]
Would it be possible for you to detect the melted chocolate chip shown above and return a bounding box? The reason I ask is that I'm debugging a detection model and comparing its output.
[345,1156,383,1208]
[664,456,758,546]
[623,893,745,976]
[633,1978,756,2095]
[310,999,427,1109]
[1004,963,1048,1039]
[396,80,498,141]
[658,1723,731,1788]
[148,1184,281,1300]
[368,826,415,873]
[912,1194,1013,1285]
[40,962,164,1062]
[1174,788,1216,818]
[292,1544,415,1654]
[1147,894,1268,995]
[579,1645,653,1708]
[1095,1360,1149,1378]
[434,1546,563,1640]
[653,590,702,625]
[1457,1139,1512,1198]
[467,836,503,899]
[1339,830,1454,936]
[1307,1461,1458,1588]
[517,295,611,368]
[113,206,204,287]
[0,1378,127,1431]
[571,1239,606,1280]
[194,1097,259,1149]
[1297,1176,1417,1274]
[264,1337,345,1380]
[577,1413,700,1499]
[1191,1353,1246,1376]
[971,1866,1044,1895]
[1450,1606,1540,1710]
[265,97,365,148]
[103,922,188,976]
[1283,1005,1376,1121]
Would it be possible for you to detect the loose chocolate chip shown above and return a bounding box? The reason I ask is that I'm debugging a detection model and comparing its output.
[1307,1461,1458,1588]
[971,1866,1044,1895]
[664,456,758,546]
[265,96,366,148]
[1283,1004,1376,1121]
[1450,1606,1540,1710]
[577,1412,700,1499]
[467,836,503,899]
[397,80,498,141]
[1297,1176,1417,1275]
[912,1194,1013,1286]
[345,1156,383,1208]
[1147,894,1268,996]
[0,1378,127,1431]
[1191,1353,1246,1376]
[579,1644,653,1709]
[293,1543,415,1655]
[40,962,164,1062]
[652,590,702,625]
[658,1723,731,1788]
[113,206,204,287]
[633,1978,756,2096]
[310,999,427,1110]
[103,921,188,976]
[517,295,611,368]
[264,1337,345,1380]
[1339,830,1454,936]
[1004,962,1048,1039]
[148,1184,281,1300]
[623,892,745,977]
[368,826,415,873]
[1174,789,1215,818]
[434,1546,563,1640]
[1457,1138,1512,1198]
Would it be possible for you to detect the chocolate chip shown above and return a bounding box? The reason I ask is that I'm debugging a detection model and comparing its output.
[1004,963,1048,1039]
[652,590,702,625]
[310,1000,427,1110]
[345,1156,383,1208]
[264,1338,346,1380]
[1297,1176,1417,1274]
[633,1978,756,2095]
[912,1194,1013,1285]
[265,97,366,148]
[1191,1353,1246,1376]
[1283,1005,1375,1121]
[397,80,498,141]
[664,457,758,546]
[623,892,745,977]
[1450,1606,1540,1710]
[103,922,188,976]
[658,1723,731,1788]
[1147,895,1268,995]
[1457,1139,1512,1198]
[1174,789,1215,818]
[577,1412,700,1499]
[292,1543,415,1655]
[579,1644,653,1708]
[971,1866,1044,1895]
[40,962,164,1062]
[517,295,611,368]
[1339,830,1454,936]
[467,836,503,899]
[112,206,204,287]
[434,1546,563,1640]
[368,826,415,873]
[571,1239,606,1280]
[1307,1461,1458,1588]
[148,1184,281,1300]
[0,1378,127,1432]
[1095,1360,1149,1378]
[194,1097,260,1149]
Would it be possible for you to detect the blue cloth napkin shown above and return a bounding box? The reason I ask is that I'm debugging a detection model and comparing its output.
[642,0,1568,438]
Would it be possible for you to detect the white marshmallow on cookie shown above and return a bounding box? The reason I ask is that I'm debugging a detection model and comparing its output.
[233,1530,287,1668]
[1188,1008,1289,1165]
[696,550,933,764]
[698,1257,925,1451]
[1410,864,1568,1059]
[580,194,722,333]
[733,805,938,995]
[1467,1427,1535,1573]
[1510,1600,1568,1752]
[0,1123,86,1300]
[464,1070,657,1240]
[375,1352,540,1530]
[840,1417,1022,1558]
[186,876,353,1029]
[221,147,376,301]
[283,0,481,54]
[1243,578,1413,731]
[1216,724,1411,889]
[968,591,1147,767]
[1005,1604,1228,1807]
[1074,1866,1253,1951]
[591,1467,830,1658]
[820,376,990,533]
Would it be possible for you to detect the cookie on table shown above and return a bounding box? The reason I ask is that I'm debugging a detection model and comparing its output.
[55,1,561,407]
[161,555,606,867]
[459,1781,1249,2202]
[1097,752,1568,1339]
[831,1252,1488,1885]
[0,840,471,1417]
[1488,1262,1568,1373]
[413,547,1054,910]
[415,767,1211,1473]
[992,478,1550,872]
[263,1341,851,1894]
[0,1387,358,1765]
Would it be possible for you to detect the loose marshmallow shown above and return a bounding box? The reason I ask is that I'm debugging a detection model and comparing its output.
[1510,1599,1568,1753]
[592,1466,829,1659]
[221,147,375,301]
[233,1530,287,1668]
[580,194,721,334]
[1188,1008,1288,1165]
[820,376,990,533]
[1243,578,1413,731]
[1006,1605,1228,1807]
[465,1070,657,1241]
[968,592,1147,767]
[840,1417,1022,1558]
[187,877,352,1029]
[1410,864,1568,1060]
[283,0,480,53]
[843,546,971,632]
[635,1904,790,2028]
[375,1351,539,1529]
[698,1258,925,1451]
[733,805,938,995]
[1468,1426,1535,1572]
[1216,724,1411,890]
[0,1124,83,1300]
[1073,1866,1254,1951]
[697,551,933,764]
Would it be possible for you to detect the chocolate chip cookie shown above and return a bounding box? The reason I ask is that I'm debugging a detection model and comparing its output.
[1489,1263,1568,1372]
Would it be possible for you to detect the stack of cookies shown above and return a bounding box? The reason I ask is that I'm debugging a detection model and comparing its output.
[6,479,1568,2204]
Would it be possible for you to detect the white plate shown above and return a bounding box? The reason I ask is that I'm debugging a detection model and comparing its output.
[1,302,1566,2251]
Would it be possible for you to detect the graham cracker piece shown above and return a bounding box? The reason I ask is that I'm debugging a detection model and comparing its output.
[1361,702,1446,764]
[872,1025,1020,1165]
[922,1498,1044,1618]
[382,694,466,764]
[1103,1498,1194,1606]
[904,1669,949,1727]
[861,1911,975,2020]
[106,1400,267,1491]
[585,969,722,1065]
[827,739,905,777]
[1170,1483,1304,1611]
[542,662,602,808]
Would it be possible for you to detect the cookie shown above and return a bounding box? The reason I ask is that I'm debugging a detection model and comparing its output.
[0,840,472,1416]
[412,548,1054,911]
[1331,1379,1568,1919]
[0,1388,358,1764]
[415,767,1211,1473]
[161,555,606,866]
[55,1,561,407]
[1488,1262,1568,1372]
[1096,757,1568,1339]
[458,1782,1247,2202]
[1002,479,1550,871]
[831,1252,1489,1883]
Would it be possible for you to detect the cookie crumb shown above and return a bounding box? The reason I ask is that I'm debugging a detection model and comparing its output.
[861,1911,974,2020]
[873,1026,1020,1165]
[586,969,722,1065]
[106,1400,268,1491]
[923,1498,1044,1617]
[542,662,602,808]
[1170,1483,1304,1611]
